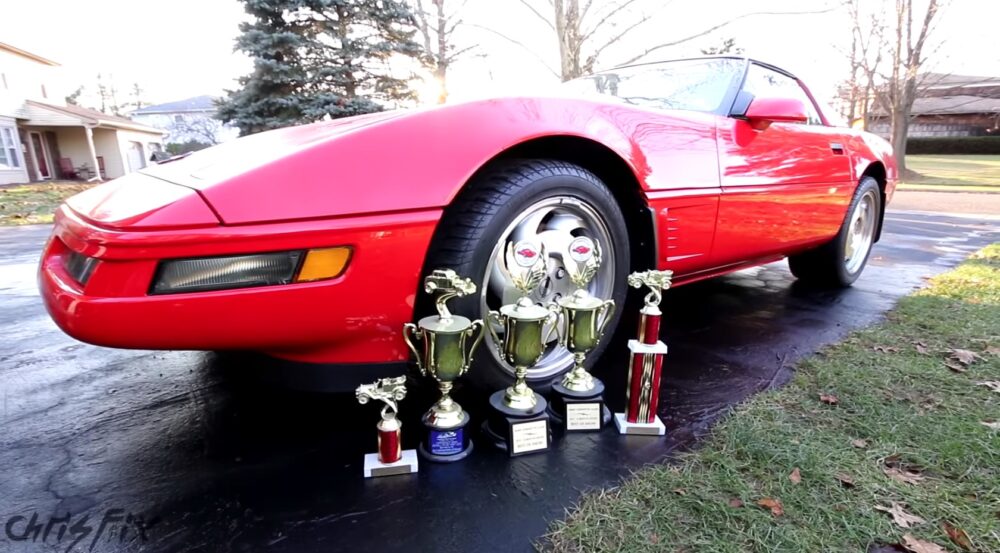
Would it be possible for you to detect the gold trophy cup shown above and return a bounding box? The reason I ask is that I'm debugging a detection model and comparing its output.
[550,236,615,431]
[483,240,557,456]
[403,269,484,462]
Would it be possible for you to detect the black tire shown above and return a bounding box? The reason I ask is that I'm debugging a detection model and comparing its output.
[788,176,882,287]
[418,159,631,393]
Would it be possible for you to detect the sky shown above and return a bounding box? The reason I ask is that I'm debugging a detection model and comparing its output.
[2,0,998,112]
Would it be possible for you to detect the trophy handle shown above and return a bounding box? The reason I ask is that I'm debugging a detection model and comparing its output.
[597,299,616,335]
[486,310,503,348]
[464,319,486,373]
[548,302,565,346]
[543,307,560,344]
[401,323,425,376]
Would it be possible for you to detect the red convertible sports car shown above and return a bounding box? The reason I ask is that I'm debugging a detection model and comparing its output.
[39,57,896,391]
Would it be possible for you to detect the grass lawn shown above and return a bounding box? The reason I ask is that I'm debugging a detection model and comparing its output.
[0,181,93,225]
[546,244,1000,553]
[905,155,1000,189]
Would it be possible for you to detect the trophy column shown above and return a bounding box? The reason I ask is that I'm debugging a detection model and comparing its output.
[356,376,419,478]
[614,270,672,436]
[549,237,615,432]
[403,269,484,463]
[482,241,556,456]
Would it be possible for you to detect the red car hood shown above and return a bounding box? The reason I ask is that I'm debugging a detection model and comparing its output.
[144,110,405,192]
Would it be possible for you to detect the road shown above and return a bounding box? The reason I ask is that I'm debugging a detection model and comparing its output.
[0,207,997,553]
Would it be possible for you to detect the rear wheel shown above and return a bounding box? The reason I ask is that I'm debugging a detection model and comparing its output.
[788,176,882,287]
[419,159,630,392]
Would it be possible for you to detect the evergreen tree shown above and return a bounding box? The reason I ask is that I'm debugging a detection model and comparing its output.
[218,0,421,136]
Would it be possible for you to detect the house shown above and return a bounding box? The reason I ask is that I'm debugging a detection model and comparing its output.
[0,42,165,185]
[868,73,1000,138]
[131,95,239,146]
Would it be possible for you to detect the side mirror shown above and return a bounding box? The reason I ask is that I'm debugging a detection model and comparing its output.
[744,97,808,130]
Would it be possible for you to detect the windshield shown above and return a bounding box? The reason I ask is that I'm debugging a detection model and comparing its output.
[564,58,745,114]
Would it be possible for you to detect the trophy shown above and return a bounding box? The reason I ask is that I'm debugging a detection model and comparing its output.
[482,240,558,456]
[549,237,615,431]
[356,376,418,477]
[403,269,484,462]
[614,270,673,436]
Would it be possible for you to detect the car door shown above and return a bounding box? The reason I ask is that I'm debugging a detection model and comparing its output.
[712,63,855,267]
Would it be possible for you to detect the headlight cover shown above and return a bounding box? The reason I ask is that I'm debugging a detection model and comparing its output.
[151,252,304,294]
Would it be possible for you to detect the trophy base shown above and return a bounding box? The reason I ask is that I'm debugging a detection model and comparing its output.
[483,390,550,456]
[613,412,666,436]
[419,411,474,463]
[549,380,611,432]
[363,449,419,478]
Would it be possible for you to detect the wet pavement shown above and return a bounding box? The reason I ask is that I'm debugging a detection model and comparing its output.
[1,210,997,553]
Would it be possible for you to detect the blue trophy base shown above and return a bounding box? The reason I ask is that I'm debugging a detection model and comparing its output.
[419,410,474,463]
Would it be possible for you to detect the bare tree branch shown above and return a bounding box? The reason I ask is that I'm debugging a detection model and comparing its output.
[516,0,555,30]
[579,0,643,44]
[466,23,561,78]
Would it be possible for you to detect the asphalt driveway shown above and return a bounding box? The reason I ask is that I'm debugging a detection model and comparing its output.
[1,208,997,553]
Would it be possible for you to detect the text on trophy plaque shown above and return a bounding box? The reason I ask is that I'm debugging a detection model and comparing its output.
[510,420,548,455]
[565,403,602,431]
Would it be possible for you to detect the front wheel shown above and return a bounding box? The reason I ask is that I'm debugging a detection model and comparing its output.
[418,159,630,393]
[788,176,882,287]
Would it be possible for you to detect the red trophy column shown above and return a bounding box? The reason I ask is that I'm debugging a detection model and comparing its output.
[615,270,672,436]
[357,376,418,478]
[377,415,402,464]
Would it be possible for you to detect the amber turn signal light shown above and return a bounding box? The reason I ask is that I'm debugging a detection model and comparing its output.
[295,247,352,282]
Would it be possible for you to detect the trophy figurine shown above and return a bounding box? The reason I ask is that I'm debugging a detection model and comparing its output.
[482,240,558,456]
[356,376,418,478]
[549,237,615,431]
[403,269,484,462]
[615,270,672,436]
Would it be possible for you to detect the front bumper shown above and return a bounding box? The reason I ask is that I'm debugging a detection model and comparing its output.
[39,206,440,364]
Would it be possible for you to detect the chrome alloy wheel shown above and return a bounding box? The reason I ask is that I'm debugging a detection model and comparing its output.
[480,196,617,380]
[844,189,878,275]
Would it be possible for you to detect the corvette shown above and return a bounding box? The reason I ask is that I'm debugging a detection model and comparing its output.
[39,57,896,391]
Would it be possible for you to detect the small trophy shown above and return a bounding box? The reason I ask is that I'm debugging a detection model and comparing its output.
[403,269,484,462]
[549,237,615,431]
[356,376,418,477]
[614,270,673,436]
[482,240,558,456]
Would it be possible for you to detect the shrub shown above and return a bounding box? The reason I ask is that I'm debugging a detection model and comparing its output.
[906,136,1000,155]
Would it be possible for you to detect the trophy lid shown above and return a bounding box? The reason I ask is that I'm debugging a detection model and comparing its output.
[557,288,604,310]
[500,297,552,321]
[417,313,474,333]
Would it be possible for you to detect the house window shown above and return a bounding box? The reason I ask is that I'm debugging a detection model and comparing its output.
[174,115,183,123]
[0,127,21,169]
[41,84,47,99]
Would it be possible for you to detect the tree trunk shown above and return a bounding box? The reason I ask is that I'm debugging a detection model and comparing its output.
[434,0,448,103]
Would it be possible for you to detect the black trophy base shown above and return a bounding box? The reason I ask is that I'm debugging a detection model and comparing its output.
[482,390,551,457]
[419,410,474,463]
[548,380,611,432]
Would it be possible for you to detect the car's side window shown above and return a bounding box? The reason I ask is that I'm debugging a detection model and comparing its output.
[742,64,824,125]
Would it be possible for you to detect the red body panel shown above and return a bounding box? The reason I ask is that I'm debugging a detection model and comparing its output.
[38,90,897,366]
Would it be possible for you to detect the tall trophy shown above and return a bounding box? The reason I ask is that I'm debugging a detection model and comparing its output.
[549,237,615,431]
[482,240,558,456]
[356,376,418,478]
[614,270,673,436]
[403,269,484,462]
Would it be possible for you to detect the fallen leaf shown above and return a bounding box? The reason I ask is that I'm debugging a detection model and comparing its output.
[835,473,856,488]
[914,342,930,355]
[976,381,1000,393]
[852,438,869,448]
[981,421,1000,431]
[757,497,784,516]
[874,345,901,353]
[985,345,1000,356]
[941,521,973,551]
[901,534,949,553]
[648,533,659,545]
[944,361,967,373]
[820,393,840,405]
[875,502,926,528]
[949,349,980,365]
[789,467,801,484]
[728,498,743,508]
[884,466,925,485]
[672,488,686,495]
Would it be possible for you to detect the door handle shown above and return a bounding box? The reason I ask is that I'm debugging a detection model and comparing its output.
[830,142,845,155]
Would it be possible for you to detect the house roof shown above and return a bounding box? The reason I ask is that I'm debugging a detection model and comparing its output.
[910,95,1000,116]
[920,72,1000,89]
[20,100,166,134]
[0,42,60,66]
[132,95,218,114]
